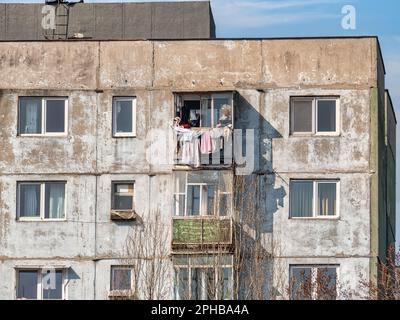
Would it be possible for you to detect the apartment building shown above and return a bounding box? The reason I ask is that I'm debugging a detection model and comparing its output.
[0,1,396,300]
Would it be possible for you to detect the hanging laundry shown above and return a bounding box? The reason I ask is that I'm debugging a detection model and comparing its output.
[210,127,224,151]
[192,137,201,167]
[200,130,214,154]
[223,126,232,145]
[174,126,201,166]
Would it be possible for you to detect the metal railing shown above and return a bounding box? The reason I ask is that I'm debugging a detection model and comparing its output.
[172,216,233,248]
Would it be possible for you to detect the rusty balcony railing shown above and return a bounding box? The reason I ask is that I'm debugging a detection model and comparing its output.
[172,216,233,250]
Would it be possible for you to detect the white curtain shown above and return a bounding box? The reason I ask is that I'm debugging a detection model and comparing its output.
[48,184,65,219]
[22,185,39,217]
[25,100,40,133]
[200,98,212,127]
[290,181,313,217]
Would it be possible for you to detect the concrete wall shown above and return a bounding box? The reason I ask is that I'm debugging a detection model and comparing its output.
[0,37,389,299]
[0,2,215,40]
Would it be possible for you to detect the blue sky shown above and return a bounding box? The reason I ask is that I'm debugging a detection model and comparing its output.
[2,0,400,245]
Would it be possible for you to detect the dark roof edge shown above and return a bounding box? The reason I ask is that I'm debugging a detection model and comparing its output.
[0,35,380,42]
[385,90,397,124]
[375,37,386,75]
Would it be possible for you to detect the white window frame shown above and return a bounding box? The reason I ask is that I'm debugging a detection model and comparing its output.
[113,97,137,137]
[180,93,234,128]
[289,265,339,300]
[174,256,233,300]
[290,180,340,219]
[173,172,233,217]
[185,183,217,216]
[19,97,68,137]
[290,97,340,136]
[17,181,67,221]
[110,265,134,292]
[111,181,135,211]
[15,268,67,300]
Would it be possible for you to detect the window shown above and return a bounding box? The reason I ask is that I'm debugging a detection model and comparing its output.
[17,182,66,220]
[290,97,339,135]
[111,266,133,291]
[175,93,233,128]
[174,171,232,217]
[289,180,339,218]
[16,269,66,300]
[112,182,134,211]
[174,255,233,300]
[18,97,67,135]
[290,265,337,300]
[113,97,136,137]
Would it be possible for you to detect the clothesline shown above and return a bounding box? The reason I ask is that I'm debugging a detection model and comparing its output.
[173,125,232,167]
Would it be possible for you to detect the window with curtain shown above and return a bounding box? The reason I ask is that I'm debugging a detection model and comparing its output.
[219,267,233,300]
[186,184,216,216]
[187,185,201,216]
[291,97,338,135]
[19,97,67,135]
[290,181,313,217]
[200,98,212,127]
[174,255,233,300]
[175,268,189,300]
[290,180,338,218]
[19,98,42,134]
[173,171,232,217]
[17,269,65,300]
[191,268,215,300]
[18,182,66,220]
[45,182,66,219]
[19,183,41,218]
[291,99,313,133]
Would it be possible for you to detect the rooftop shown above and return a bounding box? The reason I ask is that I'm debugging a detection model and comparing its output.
[0,1,215,40]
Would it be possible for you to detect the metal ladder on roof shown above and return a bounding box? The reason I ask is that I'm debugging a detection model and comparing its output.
[43,1,71,40]
[53,2,70,39]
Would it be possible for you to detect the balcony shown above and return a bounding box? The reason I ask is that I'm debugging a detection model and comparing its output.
[173,92,234,168]
[172,216,233,251]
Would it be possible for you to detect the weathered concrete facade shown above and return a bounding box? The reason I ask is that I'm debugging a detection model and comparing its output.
[0,37,396,299]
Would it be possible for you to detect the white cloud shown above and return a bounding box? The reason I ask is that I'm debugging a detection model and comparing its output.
[211,0,343,29]
[213,0,343,11]
[215,10,338,28]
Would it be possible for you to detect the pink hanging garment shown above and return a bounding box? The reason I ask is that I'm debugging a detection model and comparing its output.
[200,131,214,154]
